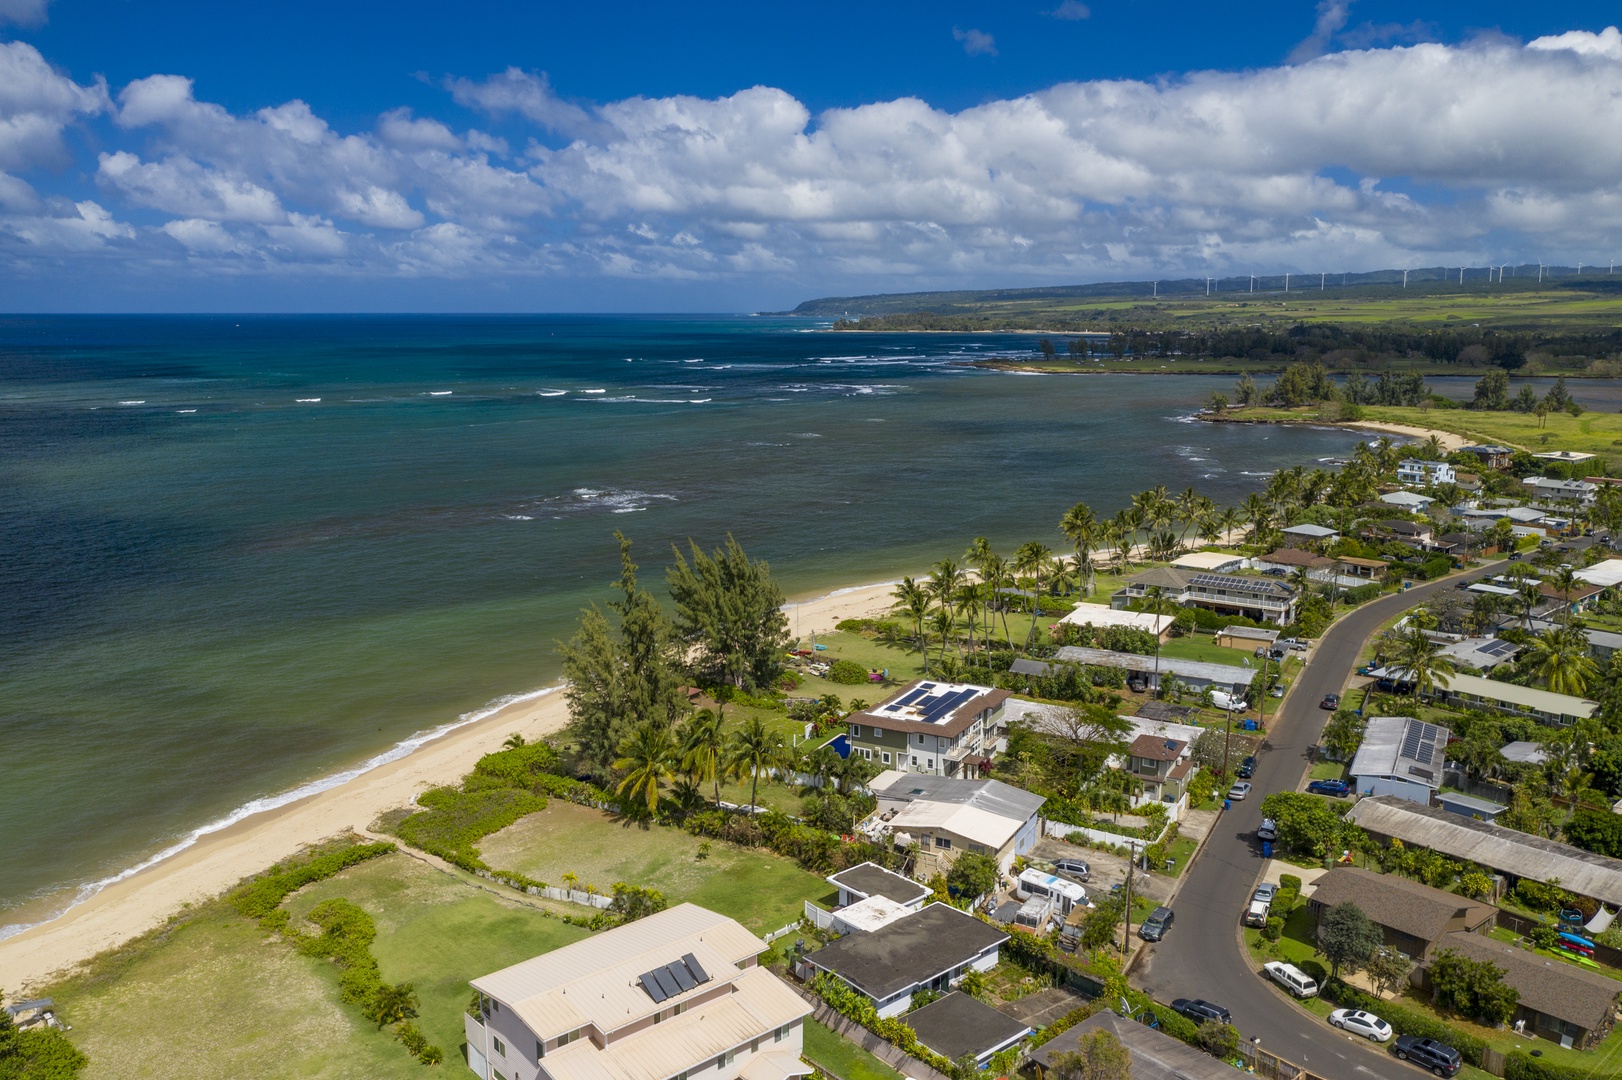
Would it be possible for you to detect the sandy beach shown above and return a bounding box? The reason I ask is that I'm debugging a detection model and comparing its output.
[0,580,898,996]
[1343,419,1473,452]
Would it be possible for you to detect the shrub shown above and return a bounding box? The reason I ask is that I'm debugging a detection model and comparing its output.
[1262,916,1283,941]
[1505,1052,1591,1080]
[1321,979,1486,1065]
[228,840,397,922]
[394,786,548,870]
[1278,873,1303,892]
[826,659,869,685]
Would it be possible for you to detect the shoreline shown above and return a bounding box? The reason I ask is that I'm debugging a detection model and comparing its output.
[1198,410,1475,452]
[0,577,900,996]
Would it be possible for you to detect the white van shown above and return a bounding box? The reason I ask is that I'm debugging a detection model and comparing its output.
[1243,899,1270,928]
[1015,869,1088,914]
[1264,960,1319,998]
[1210,689,1248,712]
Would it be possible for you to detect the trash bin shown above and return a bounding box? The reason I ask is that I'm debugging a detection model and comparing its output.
[1262,841,1273,858]
[1223,798,1231,811]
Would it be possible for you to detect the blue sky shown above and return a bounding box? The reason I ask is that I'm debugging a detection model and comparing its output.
[4,0,1622,310]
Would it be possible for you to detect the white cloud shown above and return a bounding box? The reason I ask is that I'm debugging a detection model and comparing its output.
[1048,1,1089,20]
[98,150,285,223]
[0,0,48,27]
[334,184,424,229]
[1528,26,1622,59]
[161,217,247,254]
[952,27,998,57]
[0,42,108,171]
[446,68,604,140]
[1289,1,1353,63]
[377,107,462,151]
[3,199,133,250]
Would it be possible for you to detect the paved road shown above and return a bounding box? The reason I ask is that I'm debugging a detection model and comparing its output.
[1135,561,1501,1080]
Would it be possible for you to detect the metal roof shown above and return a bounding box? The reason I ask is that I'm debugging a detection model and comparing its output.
[869,772,1046,823]
[1053,645,1252,688]
[1349,716,1449,786]
[1346,796,1622,905]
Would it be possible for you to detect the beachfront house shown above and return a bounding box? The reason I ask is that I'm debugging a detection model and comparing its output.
[843,680,1010,777]
[1113,567,1297,625]
[465,904,810,1080]
[1347,716,1449,803]
[1256,547,1338,582]
[867,770,1045,875]
[1461,445,1514,470]
[1280,523,1340,548]
[1397,459,1456,487]
[1307,867,1495,962]
[1057,603,1174,642]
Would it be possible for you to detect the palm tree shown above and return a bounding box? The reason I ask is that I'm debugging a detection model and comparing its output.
[1216,505,1244,546]
[1142,585,1177,699]
[1113,508,1141,569]
[927,558,966,654]
[614,721,678,815]
[981,552,1016,647]
[1550,565,1580,626]
[1394,628,1457,709]
[1014,541,1052,651]
[929,608,955,667]
[502,732,526,750]
[1174,487,1202,547]
[955,580,983,660]
[1528,626,1599,697]
[834,752,878,794]
[891,577,931,653]
[800,743,841,791]
[680,709,726,802]
[1059,501,1102,597]
[726,717,781,813]
[1243,492,1274,547]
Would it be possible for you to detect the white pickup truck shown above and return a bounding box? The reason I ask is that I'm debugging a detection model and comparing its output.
[1263,960,1319,998]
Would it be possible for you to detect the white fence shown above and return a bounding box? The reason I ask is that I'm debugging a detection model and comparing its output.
[803,900,835,931]
[1043,819,1149,850]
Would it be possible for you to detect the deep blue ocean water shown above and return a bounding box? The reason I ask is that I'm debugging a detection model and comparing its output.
[0,314,1416,930]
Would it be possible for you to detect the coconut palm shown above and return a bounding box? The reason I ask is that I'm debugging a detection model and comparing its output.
[799,743,842,791]
[1014,541,1052,651]
[981,552,1016,647]
[927,558,966,652]
[1216,505,1244,545]
[1527,625,1599,697]
[1394,628,1457,708]
[1550,565,1580,626]
[1243,492,1274,547]
[614,721,679,815]
[964,536,997,648]
[726,716,781,813]
[1059,500,1102,597]
[955,580,983,660]
[502,732,526,750]
[679,708,726,802]
[1142,585,1178,699]
[891,577,931,653]
[833,751,878,794]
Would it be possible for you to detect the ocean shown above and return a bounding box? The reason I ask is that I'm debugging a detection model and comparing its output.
[0,314,1401,931]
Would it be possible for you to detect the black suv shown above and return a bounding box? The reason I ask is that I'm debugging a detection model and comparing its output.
[1237,756,1256,779]
[1139,906,1174,941]
[1393,1035,1462,1077]
[1171,998,1231,1025]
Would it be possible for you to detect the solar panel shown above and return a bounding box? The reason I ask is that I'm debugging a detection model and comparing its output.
[639,972,669,1003]
[919,682,936,689]
[667,961,697,992]
[652,967,682,999]
[681,953,710,984]
[896,688,928,707]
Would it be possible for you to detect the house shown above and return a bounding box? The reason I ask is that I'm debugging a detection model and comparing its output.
[1499,741,1550,767]
[1345,796,1622,908]
[1581,627,1622,663]
[1045,645,1253,697]
[1281,523,1340,547]
[1522,476,1597,508]
[1113,567,1297,625]
[1533,450,1597,464]
[1436,636,1521,672]
[1578,559,1622,589]
[1367,519,1434,549]
[868,771,1045,874]
[1431,671,1597,726]
[1428,933,1620,1049]
[1460,445,1514,470]
[1122,733,1193,805]
[1029,1010,1238,1080]
[1215,625,1279,650]
[1380,490,1436,511]
[826,862,930,911]
[844,680,1011,777]
[465,904,810,1080]
[1398,459,1456,486]
[1348,716,1450,804]
[796,902,1007,1018]
[1256,548,1338,580]
[1335,556,1390,584]
[1539,579,1605,615]
[1307,867,1495,962]
[1057,604,1174,642]
[902,992,1031,1067]
[1169,550,1245,573]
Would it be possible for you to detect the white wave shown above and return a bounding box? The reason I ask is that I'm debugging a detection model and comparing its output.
[119,400,145,405]
[684,358,704,363]
[792,432,823,439]
[176,409,197,414]
[536,389,567,397]
[296,398,321,403]
[1239,470,1275,477]
[612,507,647,513]
[689,399,711,404]
[0,685,564,943]
[503,514,534,521]
[429,391,453,396]
[582,389,606,394]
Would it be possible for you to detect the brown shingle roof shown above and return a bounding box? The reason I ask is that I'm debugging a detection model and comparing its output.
[1129,734,1187,762]
[1262,548,1335,569]
[1309,867,1495,944]
[1438,932,1621,1033]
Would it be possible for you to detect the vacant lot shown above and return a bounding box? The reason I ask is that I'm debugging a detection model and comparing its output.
[52,851,581,1079]
[481,801,837,932]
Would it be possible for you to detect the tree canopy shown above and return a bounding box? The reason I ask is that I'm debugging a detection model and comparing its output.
[1318,901,1382,976]
[666,535,790,691]
[1049,1030,1132,1080]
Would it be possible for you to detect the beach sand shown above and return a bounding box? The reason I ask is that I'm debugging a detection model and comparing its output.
[0,580,898,995]
[1344,420,1472,452]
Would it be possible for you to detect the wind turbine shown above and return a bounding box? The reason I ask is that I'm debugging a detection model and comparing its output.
[1538,262,1544,282]
[1249,274,1255,294]
[1152,280,1158,298]
[1320,272,1326,290]
[1459,267,1464,285]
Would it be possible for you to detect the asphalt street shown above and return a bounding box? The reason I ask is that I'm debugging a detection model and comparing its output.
[1135,560,1503,1080]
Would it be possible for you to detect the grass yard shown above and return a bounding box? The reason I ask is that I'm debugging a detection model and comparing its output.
[1242,903,1334,1019]
[1158,636,1257,665]
[803,1020,904,1080]
[1161,836,1198,877]
[481,801,837,932]
[49,851,581,1079]
[1309,761,1348,781]
[790,631,929,704]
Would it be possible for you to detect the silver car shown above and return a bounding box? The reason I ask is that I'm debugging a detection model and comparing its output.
[1227,781,1253,800]
[1329,1008,1393,1042]
[1252,882,1279,904]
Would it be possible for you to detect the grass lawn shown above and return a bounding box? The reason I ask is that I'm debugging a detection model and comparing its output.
[1486,926,1622,982]
[481,801,837,932]
[1158,636,1256,665]
[790,631,929,704]
[803,1020,904,1080]
[1162,836,1199,877]
[1309,761,1348,782]
[1242,903,1335,1019]
[48,851,580,1079]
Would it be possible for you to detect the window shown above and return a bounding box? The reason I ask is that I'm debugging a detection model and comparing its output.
[914,733,924,745]
[537,1040,546,1059]
[926,758,934,769]
[717,1049,733,1069]
[859,748,872,761]
[849,723,860,738]
[935,836,952,849]
[910,756,918,766]
[881,752,891,765]
[493,1037,507,1056]
[775,1024,791,1043]
[558,1029,579,1047]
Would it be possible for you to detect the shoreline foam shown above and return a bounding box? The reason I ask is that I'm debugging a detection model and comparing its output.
[0,576,899,994]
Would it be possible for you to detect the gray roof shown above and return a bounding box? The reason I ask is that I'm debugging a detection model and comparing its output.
[827,863,930,907]
[1438,933,1620,1033]
[1585,628,1622,653]
[903,992,1031,1062]
[1436,792,1508,818]
[1437,637,1521,669]
[1309,867,1495,944]
[1219,625,1279,641]
[1346,796,1622,905]
[803,903,1007,1001]
[1051,646,1252,688]
[1029,1011,1236,1080]
[1499,740,1550,765]
[1008,657,1051,677]
[1348,716,1450,787]
[870,773,1046,823]
[1282,523,1339,538]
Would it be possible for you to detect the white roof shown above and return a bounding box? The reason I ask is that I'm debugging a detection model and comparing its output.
[1533,451,1596,462]
[1170,551,1244,571]
[834,895,913,933]
[1439,671,1598,719]
[1348,716,1448,787]
[888,800,1024,850]
[1467,583,1519,597]
[1281,524,1338,538]
[1058,604,1173,635]
[1578,559,1622,588]
[1380,490,1434,508]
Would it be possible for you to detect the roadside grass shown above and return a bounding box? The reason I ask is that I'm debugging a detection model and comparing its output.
[284,851,589,1059]
[1242,903,1334,1020]
[1309,761,1348,782]
[1161,836,1198,877]
[804,1020,904,1080]
[1158,636,1257,665]
[480,801,837,932]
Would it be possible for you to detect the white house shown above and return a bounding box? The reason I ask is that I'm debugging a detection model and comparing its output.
[1348,716,1450,804]
[867,771,1045,874]
[1397,459,1456,487]
[1379,489,1435,511]
[466,904,811,1080]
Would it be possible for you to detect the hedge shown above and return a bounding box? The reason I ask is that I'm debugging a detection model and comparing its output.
[228,840,397,922]
[1320,979,1485,1065]
[1341,582,1385,605]
[1505,1052,1591,1080]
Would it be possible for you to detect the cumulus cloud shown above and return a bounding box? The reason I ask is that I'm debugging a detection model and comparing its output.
[446,68,604,140]
[377,107,461,151]
[0,42,109,170]
[1288,0,1352,63]
[953,27,998,57]
[0,0,48,27]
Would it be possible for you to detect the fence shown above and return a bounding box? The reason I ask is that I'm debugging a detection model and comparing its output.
[1239,1042,1332,1080]
[1043,819,1151,851]
[804,900,836,931]
[791,987,954,1080]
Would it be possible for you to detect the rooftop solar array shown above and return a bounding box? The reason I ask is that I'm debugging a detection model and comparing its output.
[1481,639,1520,658]
[1399,719,1446,768]
[876,681,988,725]
[637,953,711,1004]
[1187,573,1288,596]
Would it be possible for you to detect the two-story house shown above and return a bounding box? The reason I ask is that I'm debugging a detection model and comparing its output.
[1112,567,1297,626]
[844,680,1010,777]
[465,904,811,1080]
[1397,458,1456,487]
[1121,734,1192,805]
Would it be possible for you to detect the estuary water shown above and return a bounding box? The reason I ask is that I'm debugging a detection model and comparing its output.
[0,314,1385,929]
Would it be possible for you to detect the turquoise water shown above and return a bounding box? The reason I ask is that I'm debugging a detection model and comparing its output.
[0,315,1373,929]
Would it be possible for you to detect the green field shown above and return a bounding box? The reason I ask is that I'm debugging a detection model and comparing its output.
[480,801,837,932]
[1157,635,1257,665]
[49,851,586,1079]
[803,1020,904,1080]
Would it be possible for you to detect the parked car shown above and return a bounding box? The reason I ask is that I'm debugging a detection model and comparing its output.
[1306,779,1351,797]
[1243,898,1270,927]
[1227,781,1253,801]
[1283,638,1309,651]
[1256,817,1278,842]
[1053,858,1090,882]
[1139,906,1174,941]
[1268,647,1287,661]
[1263,960,1319,998]
[1237,755,1256,779]
[1319,692,1341,710]
[1252,882,1278,904]
[1393,1035,1463,1077]
[1329,1008,1393,1042]
[1171,998,1231,1025]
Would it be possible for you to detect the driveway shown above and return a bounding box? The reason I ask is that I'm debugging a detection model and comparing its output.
[1133,561,1502,1080]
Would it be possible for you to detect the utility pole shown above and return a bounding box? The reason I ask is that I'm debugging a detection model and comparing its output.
[1121,860,1136,955]
[1222,700,1234,781]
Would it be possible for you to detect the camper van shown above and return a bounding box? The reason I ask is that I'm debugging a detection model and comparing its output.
[1015,869,1088,914]
[1014,896,1053,933]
